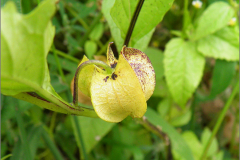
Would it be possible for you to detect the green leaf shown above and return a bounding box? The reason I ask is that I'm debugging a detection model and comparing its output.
[144,108,194,160]
[164,38,205,107]
[110,0,174,44]
[1,0,55,95]
[72,116,115,153]
[201,128,218,157]
[102,0,125,51]
[169,108,191,127]
[103,0,173,51]
[1,0,97,117]
[144,47,164,80]
[84,40,97,58]
[181,131,203,160]
[197,26,239,61]
[209,60,236,99]
[89,23,104,40]
[193,2,234,40]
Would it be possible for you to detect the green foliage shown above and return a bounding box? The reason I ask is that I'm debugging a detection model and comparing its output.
[208,60,236,99]
[1,0,55,95]
[1,0,239,159]
[193,2,234,40]
[104,0,174,51]
[197,26,239,61]
[145,108,194,160]
[164,38,205,107]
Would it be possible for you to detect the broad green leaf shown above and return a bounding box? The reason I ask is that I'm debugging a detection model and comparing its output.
[102,0,124,51]
[102,0,167,52]
[144,47,164,80]
[1,1,97,117]
[71,116,115,153]
[181,131,203,160]
[214,25,239,47]
[193,2,234,40]
[209,60,236,99]
[110,0,174,45]
[144,108,194,160]
[1,0,55,95]
[169,108,191,127]
[1,0,22,12]
[164,38,205,107]
[197,26,239,61]
[84,40,97,58]
[89,23,104,40]
[201,128,218,157]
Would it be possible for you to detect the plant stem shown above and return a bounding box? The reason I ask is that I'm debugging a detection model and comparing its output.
[200,80,239,160]
[73,60,113,106]
[183,0,191,38]
[137,117,172,160]
[1,154,12,160]
[50,48,80,63]
[230,105,239,151]
[52,45,67,83]
[41,127,64,160]
[15,100,32,160]
[124,0,145,46]
[49,112,57,136]
[72,116,88,160]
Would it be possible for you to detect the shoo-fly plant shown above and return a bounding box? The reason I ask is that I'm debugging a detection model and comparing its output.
[73,43,155,122]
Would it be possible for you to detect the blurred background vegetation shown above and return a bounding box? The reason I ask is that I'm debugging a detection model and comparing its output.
[1,0,239,159]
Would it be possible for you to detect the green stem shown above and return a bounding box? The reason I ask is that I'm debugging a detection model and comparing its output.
[73,60,113,106]
[52,45,66,83]
[230,106,239,151]
[50,48,80,63]
[137,117,172,160]
[10,78,97,117]
[41,127,64,160]
[15,100,32,160]
[1,154,12,160]
[190,93,198,130]
[183,0,191,38]
[49,112,57,135]
[72,116,88,160]
[200,80,239,160]
[124,0,145,46]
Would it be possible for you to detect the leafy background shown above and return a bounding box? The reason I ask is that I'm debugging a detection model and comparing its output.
[1,0,239,160]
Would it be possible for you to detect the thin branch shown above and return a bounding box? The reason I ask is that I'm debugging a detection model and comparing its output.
[200,80,239,160]
[137,116,173,160]
[124,0,145,46]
